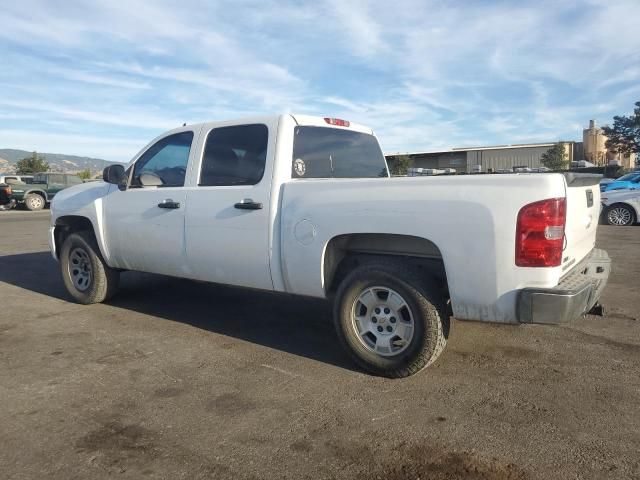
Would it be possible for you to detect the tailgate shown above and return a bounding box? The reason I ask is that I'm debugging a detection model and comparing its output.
[561,173,601,275]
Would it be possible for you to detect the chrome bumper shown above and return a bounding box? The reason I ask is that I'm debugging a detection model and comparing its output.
[48,226,58,261]
[518,248,611,324]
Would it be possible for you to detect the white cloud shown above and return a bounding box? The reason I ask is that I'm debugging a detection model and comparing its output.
[0,0,639,158]
[323,0,386,58]
[0,129,146,161]
[0,99,174,130]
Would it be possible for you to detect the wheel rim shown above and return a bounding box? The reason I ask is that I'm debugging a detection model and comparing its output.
[608,207,632,225]
[30,196,43,209]
[351,286,414,357]
[68,247,93,291]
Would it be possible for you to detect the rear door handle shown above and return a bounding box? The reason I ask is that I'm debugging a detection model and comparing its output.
[234,199,263,210]
[158,199,180,209]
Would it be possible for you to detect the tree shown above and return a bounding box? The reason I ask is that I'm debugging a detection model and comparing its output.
[540,144,568,170]
[77,169,92,180]
[388,154,413,176]
[16,152,49,174]
[602,101,640,159]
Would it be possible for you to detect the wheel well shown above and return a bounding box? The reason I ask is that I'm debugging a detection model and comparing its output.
[607,202,637,216]
[324,233,448,297]
[608,202,634,209]
[54,216,96,255]
[26,190,47,201]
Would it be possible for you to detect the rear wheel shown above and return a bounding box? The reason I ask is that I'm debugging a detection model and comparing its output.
[24,193,45,211]
[606,204,636,226]
[334,260,448,378]
[60,231,119,304]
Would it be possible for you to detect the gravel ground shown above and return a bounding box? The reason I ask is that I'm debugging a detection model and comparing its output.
[0,210,638,480]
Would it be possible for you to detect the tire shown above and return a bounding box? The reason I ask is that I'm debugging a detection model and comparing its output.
[60,231,119,304]
[605,204,636,226]
[24,193,45,211]
[333,260,449,378]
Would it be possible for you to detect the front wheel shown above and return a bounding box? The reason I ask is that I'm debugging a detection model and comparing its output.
[333,260,449,378]
[606,204,636,226]
[24,193,45,211]
[60,231,120,304]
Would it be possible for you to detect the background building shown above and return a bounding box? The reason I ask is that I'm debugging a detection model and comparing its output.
[583,119,607,165]
[583,119,637,168]
[387,120,637,173]
[387,142,576,174]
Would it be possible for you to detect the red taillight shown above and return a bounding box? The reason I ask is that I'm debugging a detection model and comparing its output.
[515,197,566,267]
[324,117,350,127]
[3,185,11,195]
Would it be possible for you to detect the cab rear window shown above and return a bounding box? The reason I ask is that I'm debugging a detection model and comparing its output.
[292,127,388,179]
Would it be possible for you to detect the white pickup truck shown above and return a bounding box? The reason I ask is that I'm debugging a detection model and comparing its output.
[49,114,610,377]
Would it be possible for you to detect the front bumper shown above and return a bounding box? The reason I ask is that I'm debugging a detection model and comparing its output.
[518,248,611,324]
[48,226,58,261]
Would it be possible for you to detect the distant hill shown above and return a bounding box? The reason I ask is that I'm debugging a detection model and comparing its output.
[0,149,116,174]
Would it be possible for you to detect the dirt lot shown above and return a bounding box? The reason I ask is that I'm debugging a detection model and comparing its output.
[0,210,638,480]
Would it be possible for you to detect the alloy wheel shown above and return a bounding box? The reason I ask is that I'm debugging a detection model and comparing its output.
[351,286,415,357]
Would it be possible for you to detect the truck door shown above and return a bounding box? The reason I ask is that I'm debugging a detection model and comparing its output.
[184,121,276,291]
[102,129,197,276]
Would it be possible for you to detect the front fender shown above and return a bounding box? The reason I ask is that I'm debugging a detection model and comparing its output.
[51,182,113,264]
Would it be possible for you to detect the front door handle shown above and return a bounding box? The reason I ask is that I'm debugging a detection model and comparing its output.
[158,199,180,209]
[234,199,263,210]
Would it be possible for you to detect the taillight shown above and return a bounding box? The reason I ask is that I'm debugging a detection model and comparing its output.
[515,197,566,267]
[3,185,11,195]
[324,117,350,127]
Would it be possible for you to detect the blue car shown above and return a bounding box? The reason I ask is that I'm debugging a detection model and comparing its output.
[602,172,640,192]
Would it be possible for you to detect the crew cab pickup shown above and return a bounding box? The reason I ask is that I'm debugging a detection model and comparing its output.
[9,173,83,210]
[49,114,611,377]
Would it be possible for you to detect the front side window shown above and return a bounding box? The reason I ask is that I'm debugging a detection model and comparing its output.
[292,127,388,179]
[199,124,268,186]
[131,131,194,187]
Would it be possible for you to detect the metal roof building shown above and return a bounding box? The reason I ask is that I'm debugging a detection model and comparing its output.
[387,142,579,174]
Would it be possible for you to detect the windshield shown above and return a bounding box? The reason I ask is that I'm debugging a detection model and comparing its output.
[292,126,388,179]
[616,173,640,182]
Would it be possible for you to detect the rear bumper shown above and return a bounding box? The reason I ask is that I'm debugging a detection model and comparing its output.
[517,248,611,324]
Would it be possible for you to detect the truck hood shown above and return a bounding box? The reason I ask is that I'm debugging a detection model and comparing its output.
[51,181,111,216]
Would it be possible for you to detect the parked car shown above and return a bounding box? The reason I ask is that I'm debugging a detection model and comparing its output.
[0,175,34,185]
[8,172,83,210]
[599,178,615,191]
[602,171,640,192]
[0,183,12,206]
[601,189,639,226]
[48,114,610,378]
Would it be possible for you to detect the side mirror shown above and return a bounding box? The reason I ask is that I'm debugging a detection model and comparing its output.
[103,165,126,186]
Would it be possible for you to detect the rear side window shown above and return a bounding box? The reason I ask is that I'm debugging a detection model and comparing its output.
[132,132,194,187]
[292,127,388,179]
[66,176,83,186]
[48,174,65,186]
[199,124,268,186]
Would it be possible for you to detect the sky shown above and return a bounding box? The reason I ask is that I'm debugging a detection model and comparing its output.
[1,0,639,162]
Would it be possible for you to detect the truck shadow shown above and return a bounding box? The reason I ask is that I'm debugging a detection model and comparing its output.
[0,251,357,372]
